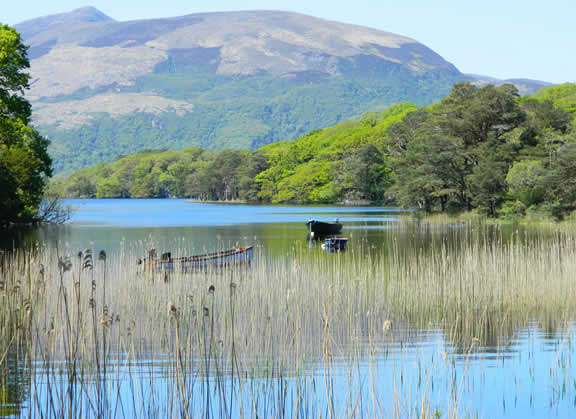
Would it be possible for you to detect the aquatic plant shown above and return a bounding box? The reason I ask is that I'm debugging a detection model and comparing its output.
[0,225,575,417]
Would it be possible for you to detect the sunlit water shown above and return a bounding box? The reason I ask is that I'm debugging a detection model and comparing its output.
[2,199,575,417]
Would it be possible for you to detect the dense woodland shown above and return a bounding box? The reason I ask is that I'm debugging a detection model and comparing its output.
[54,82,576,220]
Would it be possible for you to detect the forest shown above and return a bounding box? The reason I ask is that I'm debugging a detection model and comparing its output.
[53,82,576,220]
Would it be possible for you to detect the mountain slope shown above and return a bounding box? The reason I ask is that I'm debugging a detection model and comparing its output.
[17,8,467,173]
[465,74,553,96]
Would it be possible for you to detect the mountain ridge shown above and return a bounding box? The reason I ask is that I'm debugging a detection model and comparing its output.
[10,7,550,174]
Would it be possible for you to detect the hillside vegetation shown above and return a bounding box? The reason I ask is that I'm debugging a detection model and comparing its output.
[41,70,460,174]
[17,8,555,175]
[14,7,470,174]
[52,103,414,202]
[54,83,576,220]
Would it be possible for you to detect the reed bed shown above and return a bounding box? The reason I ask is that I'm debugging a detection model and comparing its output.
[1,224,576,417]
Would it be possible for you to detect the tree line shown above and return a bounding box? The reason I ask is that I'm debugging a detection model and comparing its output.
[55,81,576,220]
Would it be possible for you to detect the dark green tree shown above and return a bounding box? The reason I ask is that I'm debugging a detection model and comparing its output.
[436,83,525,149]
[388,83,528,215]
[540,144,576,218]
[468,154,508,216]
[389,131,467,212]
[0,25,52,225]
[340,144,389,201]
[0,25,31,123]
[0,25,53,225]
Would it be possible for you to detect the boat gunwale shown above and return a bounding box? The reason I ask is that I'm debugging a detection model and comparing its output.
[147,246,254,265]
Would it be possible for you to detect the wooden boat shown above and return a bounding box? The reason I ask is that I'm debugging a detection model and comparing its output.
[322,237,348,252]
[140,246,254,273]
[306,219,343,237]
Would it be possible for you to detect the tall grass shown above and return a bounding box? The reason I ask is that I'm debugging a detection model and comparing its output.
[1,224,576,417]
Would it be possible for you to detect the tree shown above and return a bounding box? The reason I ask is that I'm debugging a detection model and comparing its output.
[436,83,525,149]
[0,25,53,225]
[389,131,467,212]
[505,160,546,207]
[540,144,576,218]
[387,83,529,215]
[0,25,31,123]
[340,144,389,201]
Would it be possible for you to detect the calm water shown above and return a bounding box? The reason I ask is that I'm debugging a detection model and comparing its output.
[2,199,575,418]
[4,199,404,255]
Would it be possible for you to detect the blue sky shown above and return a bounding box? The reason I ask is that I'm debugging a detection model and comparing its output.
[3,0,575,84]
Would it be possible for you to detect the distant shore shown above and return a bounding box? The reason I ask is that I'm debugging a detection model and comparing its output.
[184,199,377,206]
[184,199,248,204]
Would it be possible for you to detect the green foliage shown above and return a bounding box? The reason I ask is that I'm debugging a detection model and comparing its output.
[505,160,546,207]
[55,104,415,203]
[339,144,390,202]
[388,82,575,218]
[254,103,416,203]
[529,83,576,132]
[0,25,31,123]
[43,68,462,175]
[0,25,53,225]
[55,82,576,221]
[531,83,576,115]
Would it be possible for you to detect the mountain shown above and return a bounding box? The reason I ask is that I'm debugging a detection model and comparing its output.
[465,74,553,96]
[15,7,115,43]
[17,8,468,173]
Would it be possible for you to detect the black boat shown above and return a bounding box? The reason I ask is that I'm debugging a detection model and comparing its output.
[306,219,343,237]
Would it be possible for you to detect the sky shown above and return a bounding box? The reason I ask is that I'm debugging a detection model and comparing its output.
[3,0,575,84]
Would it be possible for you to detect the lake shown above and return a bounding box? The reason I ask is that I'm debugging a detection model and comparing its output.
[1,199,575,418]
[3,199,402,253]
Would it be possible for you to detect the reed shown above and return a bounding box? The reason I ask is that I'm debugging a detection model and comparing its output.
[0,224,575,417]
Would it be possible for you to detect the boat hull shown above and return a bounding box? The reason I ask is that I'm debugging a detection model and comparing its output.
[306,220,343,236]
[143,246,254,273]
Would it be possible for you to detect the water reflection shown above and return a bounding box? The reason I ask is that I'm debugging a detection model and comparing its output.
[1,200,576,417]
[0,344,29,417]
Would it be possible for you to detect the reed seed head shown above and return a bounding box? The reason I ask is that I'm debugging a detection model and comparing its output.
[168,300,179,320]
[23,299,31,315]
[58,256,72,273]
[83,249,93,271]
